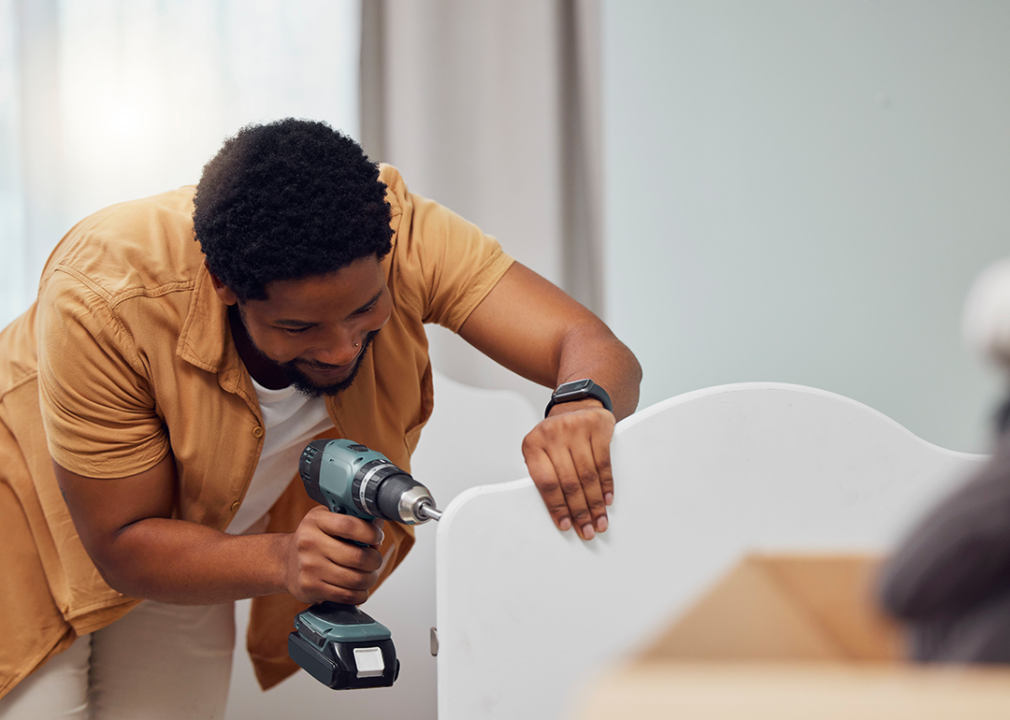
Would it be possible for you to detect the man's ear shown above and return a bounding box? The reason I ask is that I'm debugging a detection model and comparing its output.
[205,259,239,306]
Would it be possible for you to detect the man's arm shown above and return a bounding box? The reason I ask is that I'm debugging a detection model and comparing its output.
[54,454,384,605]
[458,262,642,541]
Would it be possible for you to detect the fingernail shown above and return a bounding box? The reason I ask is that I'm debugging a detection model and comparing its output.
[582,523,595,540]
[605,493,614,506]
[596,516,608,533]
[559,517,572,531]
[377,530,385,545]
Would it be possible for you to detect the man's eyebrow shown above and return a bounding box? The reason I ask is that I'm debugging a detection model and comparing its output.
[353,290,384,314]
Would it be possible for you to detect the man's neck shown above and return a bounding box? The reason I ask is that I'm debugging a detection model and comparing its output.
[227,305,291,390]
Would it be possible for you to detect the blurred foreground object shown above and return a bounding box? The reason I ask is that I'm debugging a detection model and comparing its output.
[873,258,1010,662]
[963,258,1010,369]
[575,554,1010,719]
[880,431,1010,663]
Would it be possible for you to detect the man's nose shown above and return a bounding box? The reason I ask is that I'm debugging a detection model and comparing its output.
[311,333,360,366]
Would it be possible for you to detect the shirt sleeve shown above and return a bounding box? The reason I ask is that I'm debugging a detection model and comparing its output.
[382,166,515,332]
[36,267,169,479]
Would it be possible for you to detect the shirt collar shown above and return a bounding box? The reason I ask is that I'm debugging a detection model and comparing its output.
[176,262,237,375]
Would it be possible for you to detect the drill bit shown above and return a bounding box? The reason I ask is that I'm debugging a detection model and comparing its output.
[416,502,442,522]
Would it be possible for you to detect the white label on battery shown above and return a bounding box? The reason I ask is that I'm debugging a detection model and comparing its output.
[354,647,385,678]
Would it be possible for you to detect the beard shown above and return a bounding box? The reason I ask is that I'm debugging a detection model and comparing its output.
[277,329,380,399]
[236,325,380,400]
[229,302,381,400]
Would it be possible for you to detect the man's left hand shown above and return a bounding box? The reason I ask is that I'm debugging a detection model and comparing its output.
[521,402,616,541]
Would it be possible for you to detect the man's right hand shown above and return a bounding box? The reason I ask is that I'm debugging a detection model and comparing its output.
[284,506,384,605]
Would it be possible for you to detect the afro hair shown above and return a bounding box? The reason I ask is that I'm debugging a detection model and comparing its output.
[193,118,394,302]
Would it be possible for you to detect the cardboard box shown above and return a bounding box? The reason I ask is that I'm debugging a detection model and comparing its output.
[575,555,1010,719]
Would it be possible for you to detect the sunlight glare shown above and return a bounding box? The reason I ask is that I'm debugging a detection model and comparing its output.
[92,87,159,151]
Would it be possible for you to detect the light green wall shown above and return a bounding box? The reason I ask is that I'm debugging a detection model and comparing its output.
[602,0,1010,452]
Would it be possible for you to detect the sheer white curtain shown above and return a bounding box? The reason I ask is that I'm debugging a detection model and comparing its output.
[0,0,361,328]
[0,0,26,327]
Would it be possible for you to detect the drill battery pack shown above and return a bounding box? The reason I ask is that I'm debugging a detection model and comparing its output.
[289,602,400,690]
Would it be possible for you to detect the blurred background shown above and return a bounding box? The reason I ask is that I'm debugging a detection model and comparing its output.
[2,1,1009,444]
[4,0,1009,454]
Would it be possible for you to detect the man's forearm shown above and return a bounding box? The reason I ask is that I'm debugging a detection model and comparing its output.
[551,322,642,421]
[100,518,290,604]
[457,262,642,417]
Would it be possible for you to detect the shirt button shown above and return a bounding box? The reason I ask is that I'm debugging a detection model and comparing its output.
[252,426,264,438]
[230,501,241,512]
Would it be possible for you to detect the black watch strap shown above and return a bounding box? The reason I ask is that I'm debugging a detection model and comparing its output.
[545,379,613,418]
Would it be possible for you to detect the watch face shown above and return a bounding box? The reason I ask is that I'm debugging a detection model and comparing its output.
[547,378,611,418]
[556,379,592,398]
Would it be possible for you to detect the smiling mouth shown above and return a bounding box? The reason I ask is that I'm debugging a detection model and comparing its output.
[298,359,356,378]
[296,344,366,377]
[276,329,379,398]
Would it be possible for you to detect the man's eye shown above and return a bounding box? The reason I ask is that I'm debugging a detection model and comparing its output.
[281,326,311,335]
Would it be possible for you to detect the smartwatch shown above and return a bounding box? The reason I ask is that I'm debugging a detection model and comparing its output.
[545,379,613,418]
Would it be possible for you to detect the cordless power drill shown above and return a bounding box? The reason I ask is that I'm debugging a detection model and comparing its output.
[287,439,442,690]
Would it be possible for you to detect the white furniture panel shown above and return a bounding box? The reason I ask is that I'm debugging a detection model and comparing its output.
[435,383,986,720]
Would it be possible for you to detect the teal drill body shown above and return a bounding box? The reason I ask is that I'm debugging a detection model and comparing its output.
[288,439,442,690]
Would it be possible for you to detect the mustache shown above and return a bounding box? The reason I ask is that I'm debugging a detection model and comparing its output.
[299,359,351,371]
[285,330,380,372]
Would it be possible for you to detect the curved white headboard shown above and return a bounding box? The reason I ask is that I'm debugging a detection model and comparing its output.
[435,383,986,720]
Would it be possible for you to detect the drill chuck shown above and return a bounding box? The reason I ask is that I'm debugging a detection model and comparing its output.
[298,439,441,524]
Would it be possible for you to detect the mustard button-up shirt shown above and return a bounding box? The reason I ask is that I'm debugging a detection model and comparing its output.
[0,165,514,696]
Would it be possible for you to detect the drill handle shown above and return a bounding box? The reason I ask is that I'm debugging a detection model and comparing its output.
[308,601,375,626]
[324,504,383,548]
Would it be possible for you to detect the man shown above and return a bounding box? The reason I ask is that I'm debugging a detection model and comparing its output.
[0,119,641,717]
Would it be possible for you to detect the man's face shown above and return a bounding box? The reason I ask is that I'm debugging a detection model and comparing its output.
[231,256,392,398]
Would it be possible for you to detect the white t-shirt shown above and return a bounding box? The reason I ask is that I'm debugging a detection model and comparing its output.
[226,378,333,535]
